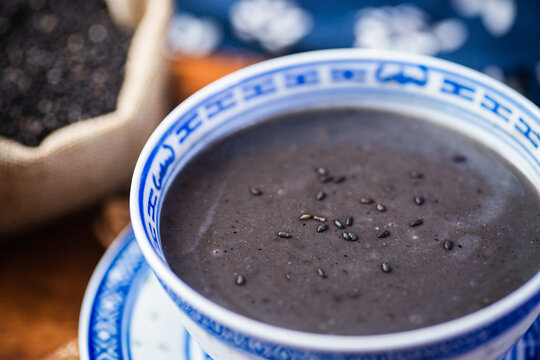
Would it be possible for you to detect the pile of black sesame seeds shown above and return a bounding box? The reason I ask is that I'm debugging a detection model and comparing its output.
[0,0,132,146]
[240,159,467,286]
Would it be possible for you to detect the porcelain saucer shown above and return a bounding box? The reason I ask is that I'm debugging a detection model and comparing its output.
[78,226,539,360]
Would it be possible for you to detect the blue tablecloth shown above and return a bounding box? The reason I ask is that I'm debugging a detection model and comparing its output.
[171,0,540,106]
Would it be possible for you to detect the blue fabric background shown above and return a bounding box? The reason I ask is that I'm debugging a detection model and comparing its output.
[173,0,540,105]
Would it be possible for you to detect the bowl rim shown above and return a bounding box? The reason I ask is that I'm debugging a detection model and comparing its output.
[130,48,540,352]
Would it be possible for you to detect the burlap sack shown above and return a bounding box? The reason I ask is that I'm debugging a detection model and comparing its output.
[0,0,172,234]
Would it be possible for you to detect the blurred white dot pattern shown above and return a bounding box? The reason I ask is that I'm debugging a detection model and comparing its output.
[353,4,468,56]
[483,64,505,82]
[168,13,222,56]
[229,0,313,53]
[432,19,468,53]
[452,0,516,37]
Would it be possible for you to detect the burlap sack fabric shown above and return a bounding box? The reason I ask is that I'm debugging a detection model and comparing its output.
[0,0,172,235]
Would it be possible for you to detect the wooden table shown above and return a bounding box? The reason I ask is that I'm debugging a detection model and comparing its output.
[0,208,105,360]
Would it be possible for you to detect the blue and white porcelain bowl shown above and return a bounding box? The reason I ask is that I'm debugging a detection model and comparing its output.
[130,49,540,360]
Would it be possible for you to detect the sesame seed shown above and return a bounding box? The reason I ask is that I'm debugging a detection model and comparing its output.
[317,224,328,233]
[414,196,425,205]
[346,216,353,226]
[317,268,328,278]
[342,232,351,241]
[277,231,292,238]
[410,219,423,227]
[334,219,345,229]
[88,24,108,43]
[235,274,246,285]
[299,214,312,220]
[284,274,291,280]
[360,197,374,204]
[316,167,328,176]
[319,175,334,183]
[381,263,392,273]
[444,240,454,250]
[348,232,358,241]
[316,191,326,201]
[313,215,327,222]
[376,203,386,212]
[377,230,390,239]
[250,187,263,196]
[410,171,424,179]
[334,176,346,183]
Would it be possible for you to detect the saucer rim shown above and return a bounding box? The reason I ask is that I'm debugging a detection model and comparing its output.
[78,225,136,360]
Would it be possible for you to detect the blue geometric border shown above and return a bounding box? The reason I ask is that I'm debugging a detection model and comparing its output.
[162,282,540,360]
[139,57,540,263]
[87,231,146,360]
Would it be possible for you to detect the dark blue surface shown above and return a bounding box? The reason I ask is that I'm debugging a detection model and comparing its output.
[173,0,540,105]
